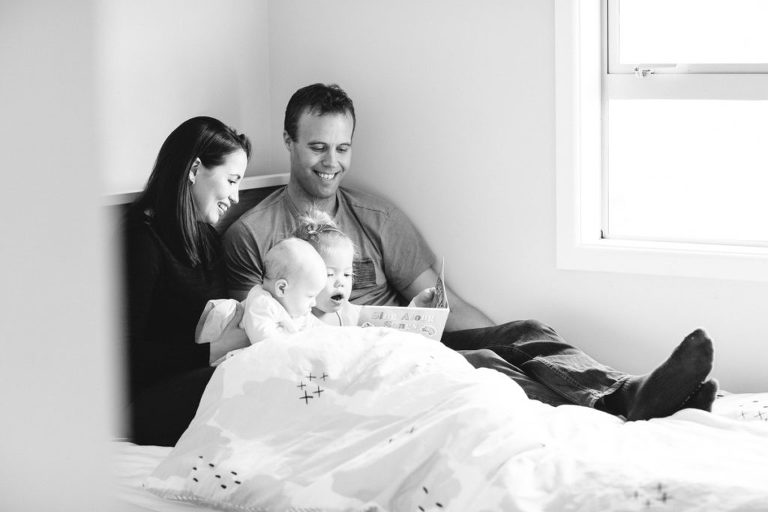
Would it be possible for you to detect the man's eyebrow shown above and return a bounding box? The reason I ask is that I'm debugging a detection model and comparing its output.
[306,139,352,146]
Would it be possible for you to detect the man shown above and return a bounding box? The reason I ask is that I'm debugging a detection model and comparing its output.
[223,83,718,420]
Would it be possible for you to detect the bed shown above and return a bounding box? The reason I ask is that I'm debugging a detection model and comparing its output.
[113,179,768,512]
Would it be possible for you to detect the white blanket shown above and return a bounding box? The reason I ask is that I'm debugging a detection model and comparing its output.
[145,326,768,511]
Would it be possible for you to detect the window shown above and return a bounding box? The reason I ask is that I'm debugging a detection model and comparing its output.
[555,0,768,281]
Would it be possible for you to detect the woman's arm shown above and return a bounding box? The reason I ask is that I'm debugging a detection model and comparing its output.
[208,302,250,363]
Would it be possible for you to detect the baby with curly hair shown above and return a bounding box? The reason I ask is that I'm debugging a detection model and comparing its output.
[292,209,436,327]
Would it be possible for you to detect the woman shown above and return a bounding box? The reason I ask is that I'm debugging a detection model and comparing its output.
[123,117,251,445]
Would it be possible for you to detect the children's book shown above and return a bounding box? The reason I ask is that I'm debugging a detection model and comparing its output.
[357,259,449,340]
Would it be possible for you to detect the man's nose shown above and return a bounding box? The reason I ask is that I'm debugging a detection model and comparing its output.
[322,151,338,168]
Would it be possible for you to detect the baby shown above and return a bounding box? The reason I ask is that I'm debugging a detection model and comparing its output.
[292,210,435,327]
[240,237,328,343]
[196,237,327,365]
[196,215,433,365]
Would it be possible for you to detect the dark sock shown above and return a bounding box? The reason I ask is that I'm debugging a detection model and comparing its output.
[603,329,714,421]
[681,379,719,413]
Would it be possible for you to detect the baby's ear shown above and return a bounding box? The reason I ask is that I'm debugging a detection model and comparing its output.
[274,279,288,297]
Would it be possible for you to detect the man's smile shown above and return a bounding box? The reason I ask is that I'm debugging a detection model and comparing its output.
[315,170,340,181]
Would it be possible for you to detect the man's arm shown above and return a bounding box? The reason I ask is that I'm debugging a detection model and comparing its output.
[402,268,495,332]
[222,220,264,301]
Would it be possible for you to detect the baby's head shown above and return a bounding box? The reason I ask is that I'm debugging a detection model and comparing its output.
[262,237,327,318]
[293,210,355,315]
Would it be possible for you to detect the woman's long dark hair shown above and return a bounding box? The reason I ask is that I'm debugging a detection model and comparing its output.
[132,116,251,266]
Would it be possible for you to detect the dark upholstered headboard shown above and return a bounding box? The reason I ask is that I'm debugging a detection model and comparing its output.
[107,173,289,232]
[215,184,282,233]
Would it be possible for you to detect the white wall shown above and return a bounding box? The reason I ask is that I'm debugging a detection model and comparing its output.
[98,0,272,194]
[267,0,768,392]
[1,1,113,509]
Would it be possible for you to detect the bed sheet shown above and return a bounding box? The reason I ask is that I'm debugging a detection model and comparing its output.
[114,441,214,512]
[114,403,768,512]
[115,328,768,511]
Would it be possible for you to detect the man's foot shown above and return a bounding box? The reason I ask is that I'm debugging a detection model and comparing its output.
[681,379,719,413]
[605,329,714,421]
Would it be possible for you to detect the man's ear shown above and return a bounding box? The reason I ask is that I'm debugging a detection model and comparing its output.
[188,157,201,184]
[283,131,293,151]
[274,278,289,297]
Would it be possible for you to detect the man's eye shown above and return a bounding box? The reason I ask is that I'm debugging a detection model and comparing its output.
[337,146,350,153]
[310,144,325,152]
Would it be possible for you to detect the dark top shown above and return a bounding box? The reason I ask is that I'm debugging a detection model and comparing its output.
[122,207,226,400]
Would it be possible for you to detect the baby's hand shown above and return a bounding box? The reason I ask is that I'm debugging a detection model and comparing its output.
[410,287,436,308]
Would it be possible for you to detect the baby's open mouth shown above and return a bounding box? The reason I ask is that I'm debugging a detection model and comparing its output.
[330,293,345,302]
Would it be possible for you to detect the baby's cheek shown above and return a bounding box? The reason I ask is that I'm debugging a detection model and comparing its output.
[316,289,333,306]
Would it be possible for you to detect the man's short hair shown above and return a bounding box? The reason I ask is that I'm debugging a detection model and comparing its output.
[284,83,356,141]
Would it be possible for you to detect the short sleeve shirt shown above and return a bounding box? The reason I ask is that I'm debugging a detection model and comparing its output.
[222,186,437,307]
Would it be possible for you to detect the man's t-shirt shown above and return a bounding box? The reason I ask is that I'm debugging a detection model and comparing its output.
[223,186,437,307]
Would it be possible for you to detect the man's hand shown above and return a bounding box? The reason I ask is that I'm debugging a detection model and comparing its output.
[409,287,436,308]
[403,268,495,331]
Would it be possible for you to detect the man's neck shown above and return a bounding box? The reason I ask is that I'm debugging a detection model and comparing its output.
[285,181,338,216]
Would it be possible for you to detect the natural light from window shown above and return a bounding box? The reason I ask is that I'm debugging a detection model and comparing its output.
[556,0,768,281]
[618,0,768,64]
[607,99,768,245]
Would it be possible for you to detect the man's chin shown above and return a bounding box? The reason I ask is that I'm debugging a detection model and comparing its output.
[314,182,341,197]
[312,173,344,190]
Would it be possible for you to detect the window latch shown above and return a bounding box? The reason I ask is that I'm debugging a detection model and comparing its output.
[633,66,655,78]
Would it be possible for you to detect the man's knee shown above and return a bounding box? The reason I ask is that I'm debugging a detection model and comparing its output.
[497,319,557,339]
[460,348,502,367]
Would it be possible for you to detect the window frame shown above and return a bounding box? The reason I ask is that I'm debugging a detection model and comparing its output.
[555,0,768,282]
[606,0,768,75]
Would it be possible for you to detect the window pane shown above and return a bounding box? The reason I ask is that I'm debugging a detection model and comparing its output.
[607,99,768,245]
[619,0,768,64]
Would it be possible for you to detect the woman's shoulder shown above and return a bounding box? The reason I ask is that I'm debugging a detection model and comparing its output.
[122,206,165,257]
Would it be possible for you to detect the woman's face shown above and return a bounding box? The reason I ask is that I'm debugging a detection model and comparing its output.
[190,149,247,225]
[314,240,355,314]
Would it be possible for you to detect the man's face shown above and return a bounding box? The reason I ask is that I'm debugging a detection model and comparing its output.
[285,111,354,200]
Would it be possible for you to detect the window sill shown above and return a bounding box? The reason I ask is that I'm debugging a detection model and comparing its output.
[557,237,768,282]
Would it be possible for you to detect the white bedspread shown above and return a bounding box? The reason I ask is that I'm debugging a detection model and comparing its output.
[139,326,768,511]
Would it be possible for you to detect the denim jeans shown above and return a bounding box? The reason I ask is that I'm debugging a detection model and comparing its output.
[443,320,629,408]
